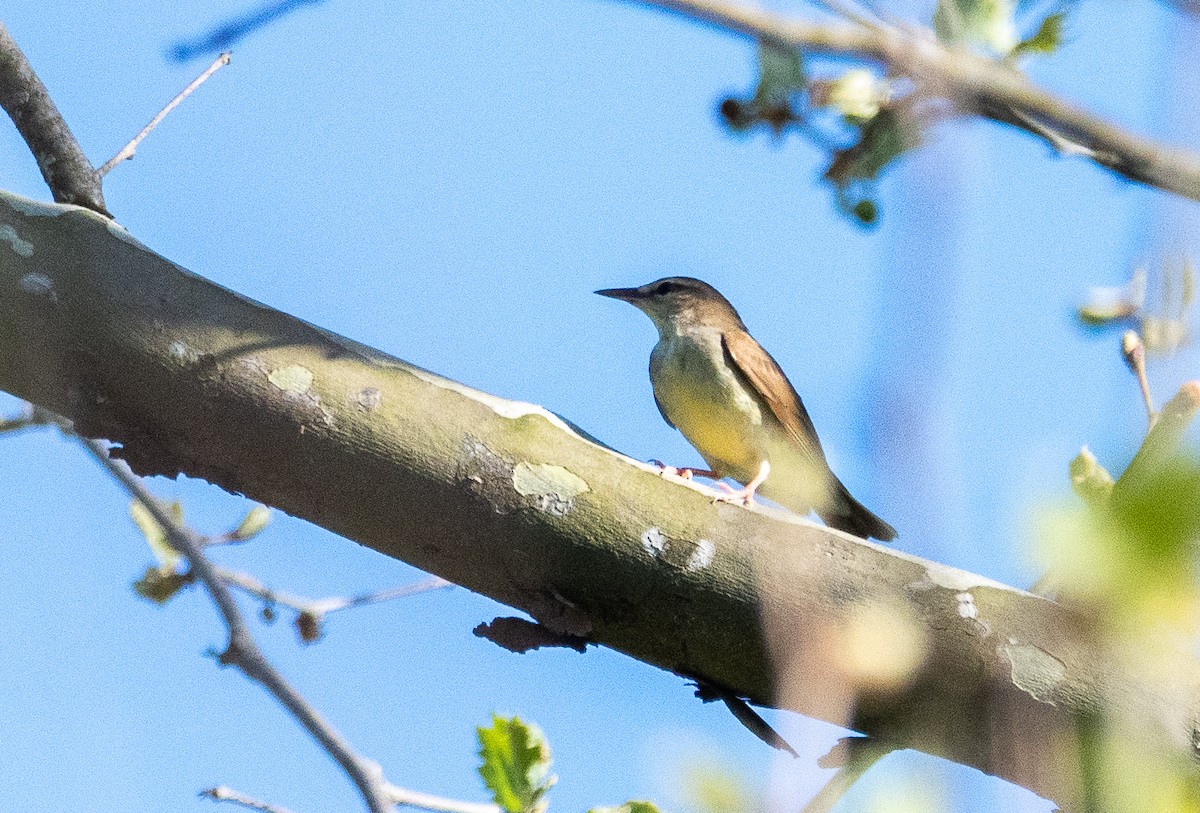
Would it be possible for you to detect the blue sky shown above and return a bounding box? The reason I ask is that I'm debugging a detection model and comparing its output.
[0,1,1192,811]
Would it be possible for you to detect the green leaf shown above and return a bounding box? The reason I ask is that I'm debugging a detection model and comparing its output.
[233,505,271,540]
[825,109,911,186]
[1070,446,1114,507]
[590,804,662,813]
[754,42,805,109]
[477,714,556,813]
[133,566,190,604]
[824,109,913,224]
[719,43,805,135]
[129,499,184,571]
[933,0,1019,55]
[1011,11,1066,58]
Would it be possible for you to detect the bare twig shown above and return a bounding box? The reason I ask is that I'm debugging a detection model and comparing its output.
[77,436,396,813]
[386,786,500,813]
[1121,331,1156,430]
[76,436,493,813]
[0,21,108,214]
[0,403,53,435]
[215,566,451,619]
[98,53,231,177]
[802,737,893,813]
[202,786,297,813]
[620,0,1200,202]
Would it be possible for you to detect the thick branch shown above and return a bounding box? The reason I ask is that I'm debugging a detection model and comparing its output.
[0,21,108,215]
[0,192,1194,810]
[624,0,1200,201]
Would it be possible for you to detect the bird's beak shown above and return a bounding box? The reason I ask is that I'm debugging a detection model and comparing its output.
[595,286,642,302]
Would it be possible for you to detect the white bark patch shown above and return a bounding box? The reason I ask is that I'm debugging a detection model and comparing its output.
[1003,640,1066,704]
[354,387,382,411]
[955,591,977,619]
[642,527,668,557]
[0,225,33,257]
[268,365,314,394]
[6,192,68,218]
[168,340,199,363]
[687,538,715,571]
[511,462,589,517]
[920,562,1014,592]
[409,368,575,425]
[641,527,717,571]
[18,272,56,302]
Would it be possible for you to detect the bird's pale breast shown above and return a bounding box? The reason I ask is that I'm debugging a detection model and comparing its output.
[649,328,767,480]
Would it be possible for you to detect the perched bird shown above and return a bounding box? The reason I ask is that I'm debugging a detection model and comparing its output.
[597,276,896,542]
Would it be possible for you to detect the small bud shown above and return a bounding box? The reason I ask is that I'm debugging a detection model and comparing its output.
[1069,446,1114,506]
[233,505,271,540]
[827,69,888,121]
[1121,330,1144,374]
[296,610,323,643]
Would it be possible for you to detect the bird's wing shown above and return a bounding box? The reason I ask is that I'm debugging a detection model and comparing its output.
[721,329,828,464]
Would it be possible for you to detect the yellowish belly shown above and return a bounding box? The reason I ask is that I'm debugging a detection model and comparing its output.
[651,337,765,479]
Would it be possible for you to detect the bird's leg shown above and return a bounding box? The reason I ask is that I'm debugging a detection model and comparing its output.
[650,460,722,481]
[714,460,771,507]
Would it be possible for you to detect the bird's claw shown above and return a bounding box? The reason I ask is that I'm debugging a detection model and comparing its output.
[650,460,694,480]
[712,482,755,507]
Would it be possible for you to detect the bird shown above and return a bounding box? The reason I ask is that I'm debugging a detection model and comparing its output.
[596,276,896,542]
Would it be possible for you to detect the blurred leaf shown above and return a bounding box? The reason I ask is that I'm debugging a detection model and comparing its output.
[295,610,323,643]
[1077,268,1145,328]
[1110,456,1200,564]
[1070,447,1114,507]
[129,499,184,571]
[133,566,190,604]
[590,804,662,813]
[1011,12,1066,58]
[233,505,271,540]
[933,0,1019,54]
[477,714,556,813]
[826,110,910,186]
[719,43,805,134]
[682,760,757,813]
[825,109,913,225]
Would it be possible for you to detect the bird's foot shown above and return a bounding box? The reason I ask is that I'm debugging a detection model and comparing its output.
[713,482,757,507]
[650,461,721,481]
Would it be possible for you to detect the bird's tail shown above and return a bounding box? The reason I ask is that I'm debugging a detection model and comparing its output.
[820,480,897,542]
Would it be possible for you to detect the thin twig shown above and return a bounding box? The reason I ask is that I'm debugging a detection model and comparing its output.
[98,52,231,177]
[0,22,108,214]
[0,404,54,435]
[1006,106,1096,159]
[76,436,396,813]
[621,0,1200,203]
[215,567,452,618]
[386,786,500,813]
[802,737,893,813]
[202,786,297,813]
[1121,331,1156,431]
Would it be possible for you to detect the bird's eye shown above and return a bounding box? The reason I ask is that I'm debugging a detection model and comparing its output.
[656,281,675,295]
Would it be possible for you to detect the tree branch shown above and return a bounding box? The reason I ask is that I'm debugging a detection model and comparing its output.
[76,435,399,813]
[0,21,108,215]
[1,191,1195,811]
[620,0,1200,202]
[98,52,232,177]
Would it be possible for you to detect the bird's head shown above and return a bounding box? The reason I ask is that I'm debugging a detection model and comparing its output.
[595,277,741,334]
